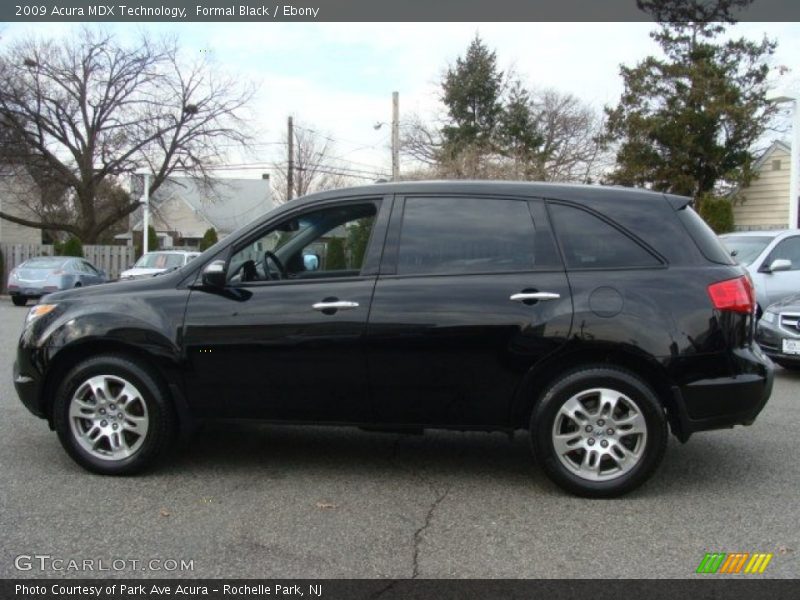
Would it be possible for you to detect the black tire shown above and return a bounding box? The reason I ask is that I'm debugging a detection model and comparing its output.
[774,360,800,372]
[531,365,667,498]
[53,354,175,475]
[12,296,27,307]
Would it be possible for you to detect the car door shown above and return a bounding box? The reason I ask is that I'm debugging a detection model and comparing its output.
[80,260,103,284]
[182,197,390,422]
[366,195,573,429]
[760,235,800,306]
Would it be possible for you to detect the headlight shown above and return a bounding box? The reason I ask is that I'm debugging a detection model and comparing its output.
[26,303,58,324]
[762,311,776,324]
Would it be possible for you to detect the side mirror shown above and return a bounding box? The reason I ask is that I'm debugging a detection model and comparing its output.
[766,258,792,273]
[303,253,320,271]
[201,260,227,287]
[99,270,107,279]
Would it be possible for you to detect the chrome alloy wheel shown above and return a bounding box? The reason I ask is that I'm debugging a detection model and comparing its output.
[551,387,648,482]
[68,375,149,461]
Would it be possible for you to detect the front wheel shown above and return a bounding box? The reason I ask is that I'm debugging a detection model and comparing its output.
[53,355,175,475]
[12,296,27,306]
[531,366,667,498]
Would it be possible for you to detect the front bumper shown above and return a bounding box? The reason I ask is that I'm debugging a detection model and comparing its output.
[670,345,773,441]
[13,358,45,418]
[756,316,800,364]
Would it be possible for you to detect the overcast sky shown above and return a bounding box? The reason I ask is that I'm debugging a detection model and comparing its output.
[2,21,799,181]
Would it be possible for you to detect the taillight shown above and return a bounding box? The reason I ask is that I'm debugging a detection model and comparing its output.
[707,275,755,314]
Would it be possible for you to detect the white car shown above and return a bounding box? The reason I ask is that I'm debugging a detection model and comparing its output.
[719,230,800,315]
[119,251,201,280]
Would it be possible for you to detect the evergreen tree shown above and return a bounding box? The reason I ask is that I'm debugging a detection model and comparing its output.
[497,80,544,172]
[602,14,776,206]
[441,34,504,156]
[199,228,218,251]
[325,237,347,270]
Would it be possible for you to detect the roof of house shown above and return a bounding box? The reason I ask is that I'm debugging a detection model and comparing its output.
[134,176,273,235]
[752,140,791,171]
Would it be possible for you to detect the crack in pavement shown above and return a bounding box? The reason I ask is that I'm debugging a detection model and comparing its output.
[387,434,452,580]
[411,485,450,579]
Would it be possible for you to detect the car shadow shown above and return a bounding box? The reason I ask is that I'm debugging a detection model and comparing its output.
[159,421,777,499]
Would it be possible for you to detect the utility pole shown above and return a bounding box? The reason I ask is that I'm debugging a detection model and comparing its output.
[136,170,151,256]
[287,116,295,201]
[391,91,400,180]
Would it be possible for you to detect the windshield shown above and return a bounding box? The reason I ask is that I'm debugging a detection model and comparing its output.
[21,257,68,269]
[719,236,773,266]
[134,253,186,269]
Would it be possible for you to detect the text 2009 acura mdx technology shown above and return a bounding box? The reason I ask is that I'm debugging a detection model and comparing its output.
[13,182,773,497]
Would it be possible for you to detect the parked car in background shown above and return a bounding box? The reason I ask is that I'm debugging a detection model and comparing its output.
[119,250,201,281]
[719,230,800,315]
[7,256,108,306]
[756,293,800,370]
[13,182,773,498]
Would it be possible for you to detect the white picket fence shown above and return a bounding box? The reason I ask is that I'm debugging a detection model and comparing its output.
[0,243,135,292]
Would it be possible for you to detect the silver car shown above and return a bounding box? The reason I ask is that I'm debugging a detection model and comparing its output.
[6,256,108,307]
[719,230,800,315]
[756,293,800,370]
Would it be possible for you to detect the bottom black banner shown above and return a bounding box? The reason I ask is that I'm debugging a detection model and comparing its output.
[2,579,798,600]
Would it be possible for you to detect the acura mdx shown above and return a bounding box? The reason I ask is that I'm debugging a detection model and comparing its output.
[13,182,773,497]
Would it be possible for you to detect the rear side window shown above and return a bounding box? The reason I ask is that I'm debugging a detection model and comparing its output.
[548,202,661,269]
[676,206,735,265]
[397,197,549,275]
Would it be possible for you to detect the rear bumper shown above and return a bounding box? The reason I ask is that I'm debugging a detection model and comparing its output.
[670,345,773,441]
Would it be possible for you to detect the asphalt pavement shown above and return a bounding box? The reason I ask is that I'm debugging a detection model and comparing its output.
[0,300,798,579]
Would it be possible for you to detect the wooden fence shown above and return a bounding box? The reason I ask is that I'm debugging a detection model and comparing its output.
[0,243,135,292]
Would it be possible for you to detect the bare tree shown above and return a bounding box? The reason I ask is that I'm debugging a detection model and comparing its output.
[530,89,611,183]
[270,123,356,204]
[0,28,255,242]
[399,89,609,183]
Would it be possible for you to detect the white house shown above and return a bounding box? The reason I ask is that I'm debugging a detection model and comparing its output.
[732,141,798,230]
[0,166,43,245]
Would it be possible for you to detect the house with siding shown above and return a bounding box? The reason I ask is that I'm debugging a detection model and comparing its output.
[0,166,43,245]
[732,141,797,230]
[118,175,273,248]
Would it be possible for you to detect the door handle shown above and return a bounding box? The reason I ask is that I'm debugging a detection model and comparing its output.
[510,292,561,302]
[312,300,360,311]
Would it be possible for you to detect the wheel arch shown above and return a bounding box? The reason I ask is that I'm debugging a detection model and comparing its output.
[41,339,187,433]
[512,343,681,439]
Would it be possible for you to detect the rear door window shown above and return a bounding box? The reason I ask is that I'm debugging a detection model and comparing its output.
[396,196,557,275]
[548,202,662,269]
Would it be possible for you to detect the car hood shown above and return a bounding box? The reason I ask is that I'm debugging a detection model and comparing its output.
[41,268,188,302]
[767,294,800,312]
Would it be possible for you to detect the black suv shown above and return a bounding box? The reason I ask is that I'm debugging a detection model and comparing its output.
[13,182,773,497]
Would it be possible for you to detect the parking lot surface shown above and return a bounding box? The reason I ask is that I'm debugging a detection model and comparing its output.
[1,300,798,578]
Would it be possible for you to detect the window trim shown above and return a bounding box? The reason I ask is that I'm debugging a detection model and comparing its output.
[545,199,668,272]
[220,197,388,289]
[380,194,564,279]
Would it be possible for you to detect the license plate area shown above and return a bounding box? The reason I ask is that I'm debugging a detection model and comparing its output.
[782,339,800,355]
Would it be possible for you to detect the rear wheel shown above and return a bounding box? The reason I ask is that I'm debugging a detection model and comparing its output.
[12,296,27,307]
[531,366,667,498]
[53,355,175,475]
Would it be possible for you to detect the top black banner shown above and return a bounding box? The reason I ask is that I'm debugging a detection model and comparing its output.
[3,0,800,22]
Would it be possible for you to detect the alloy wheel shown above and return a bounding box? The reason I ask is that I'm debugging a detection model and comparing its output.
[551,387,648,482]
[68,375,149,461]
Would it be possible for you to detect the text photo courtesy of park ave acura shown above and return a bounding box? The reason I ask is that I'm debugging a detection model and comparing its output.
[1,0,800,597]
